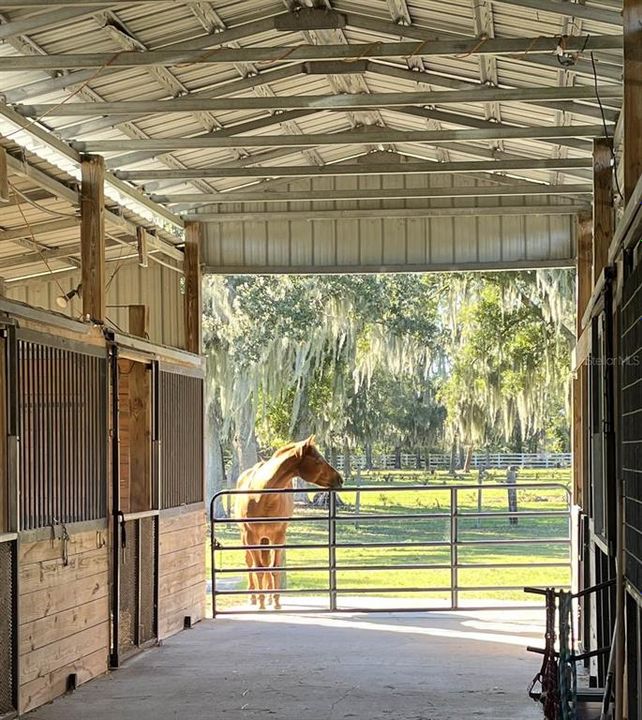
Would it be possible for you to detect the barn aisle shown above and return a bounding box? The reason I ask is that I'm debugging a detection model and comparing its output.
[26,609,544,720]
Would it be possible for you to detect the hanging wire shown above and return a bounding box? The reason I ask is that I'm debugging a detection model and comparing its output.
[9,183,79,219]
[12,185,71,299]
[590,50,624,202]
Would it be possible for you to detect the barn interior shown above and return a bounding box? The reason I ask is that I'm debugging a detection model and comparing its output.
[0,0,640,718]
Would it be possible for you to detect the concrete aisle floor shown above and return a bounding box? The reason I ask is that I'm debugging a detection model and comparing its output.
[27,608,546,720]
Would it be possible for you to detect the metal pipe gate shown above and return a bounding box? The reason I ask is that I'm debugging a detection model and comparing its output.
[209,482,571,616]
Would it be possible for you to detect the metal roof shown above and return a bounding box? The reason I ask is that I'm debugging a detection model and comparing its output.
[0,0,623,283]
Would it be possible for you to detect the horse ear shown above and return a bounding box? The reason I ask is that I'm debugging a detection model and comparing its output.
[305,434,316,447]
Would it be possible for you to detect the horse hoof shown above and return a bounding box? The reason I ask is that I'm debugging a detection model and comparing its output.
[250,596,257,605]
[273,602,281,611]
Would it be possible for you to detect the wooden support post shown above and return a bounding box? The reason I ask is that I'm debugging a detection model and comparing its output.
[576,212,593,336]
[0,147,8,203]
[136,226,149,268]
[80,154,105,322]
[129,361,151,512]
[183,221,202,354]
[128,304,149,339]
[592,139,614,284]
[624,0,642,200]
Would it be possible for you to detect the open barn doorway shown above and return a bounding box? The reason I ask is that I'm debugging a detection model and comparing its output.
[196,270,576,719]
[204,271,574,619]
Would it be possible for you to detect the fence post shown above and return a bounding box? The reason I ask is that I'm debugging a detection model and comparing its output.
[328,490,337,611]
[506,466,518,525]
[354,468,361,529]
[450,487,459,609]
[476,468,483,529]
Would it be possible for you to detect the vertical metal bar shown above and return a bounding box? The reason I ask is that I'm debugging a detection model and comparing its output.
[6,327,19,535]
[329,490,337,612]
[56,349,63,524]
[136,518,142,647]
[152,362,160,511]
[211,497,217,619]
[109,344,121,668]
[45,344,53,526]
[37,343,44,529]
[23,342,32,530]
[82,353,89,522]
[450,487,459,610]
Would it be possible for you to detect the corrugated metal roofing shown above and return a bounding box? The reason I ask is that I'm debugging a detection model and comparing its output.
[0,0,623,285]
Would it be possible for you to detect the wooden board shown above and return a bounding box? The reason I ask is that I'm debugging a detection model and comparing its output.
[158,508,206,640]
[18,530,110,713]
[20,647,107,714]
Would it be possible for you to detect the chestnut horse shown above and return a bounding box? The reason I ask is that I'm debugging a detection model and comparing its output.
[235,436,342,610]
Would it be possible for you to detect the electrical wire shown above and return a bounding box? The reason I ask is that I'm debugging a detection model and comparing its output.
[9,183,78,219]
[590,50,624,202]
[12,186,71,299]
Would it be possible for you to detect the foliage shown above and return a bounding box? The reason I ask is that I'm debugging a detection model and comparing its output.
[202,270,574,488]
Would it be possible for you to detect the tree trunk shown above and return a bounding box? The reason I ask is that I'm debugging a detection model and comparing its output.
[449,439,457,475]
[394,445,401,470]
[290,380,312,441]
[342,439,352,482]
[463,444,474,473]
[206,400,227,518]
[365,442,373,471]
[234,401,259,472]
[415,451,422,470]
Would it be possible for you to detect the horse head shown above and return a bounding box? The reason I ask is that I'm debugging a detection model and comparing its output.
[294,436,343,489]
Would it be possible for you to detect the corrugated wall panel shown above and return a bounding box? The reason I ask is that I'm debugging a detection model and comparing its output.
[6,263,184,348]
[200,173,577,274]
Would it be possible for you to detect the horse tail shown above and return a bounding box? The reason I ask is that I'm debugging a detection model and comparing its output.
[259,537,272,567]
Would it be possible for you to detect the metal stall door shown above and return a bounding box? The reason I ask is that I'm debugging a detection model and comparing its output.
[112,353,159,665]
[0,329,18,720]
[1,329,19,720]
[621,252,642,718]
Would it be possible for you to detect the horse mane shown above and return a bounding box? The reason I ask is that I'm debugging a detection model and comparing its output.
[238,438,315,491]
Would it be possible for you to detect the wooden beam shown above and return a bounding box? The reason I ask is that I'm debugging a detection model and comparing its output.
[624,0,642,200]
[136,226,148,268]
[592,139,614,284]
[576,211,593,336]
[128,305,148,339]
[128,360,151,512]
[183,222,202,355]
[0,147,8,203]
[80,154,105,322]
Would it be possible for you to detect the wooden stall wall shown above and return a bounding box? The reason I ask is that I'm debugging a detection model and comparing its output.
[0,315,112,716]
[18,523,109,714]
[157,369,206,639]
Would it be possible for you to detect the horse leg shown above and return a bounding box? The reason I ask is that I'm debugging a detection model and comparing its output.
[252,543,272,610]
[270,529,287,610]
[272,548,284,610]
[245,550,257,605]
